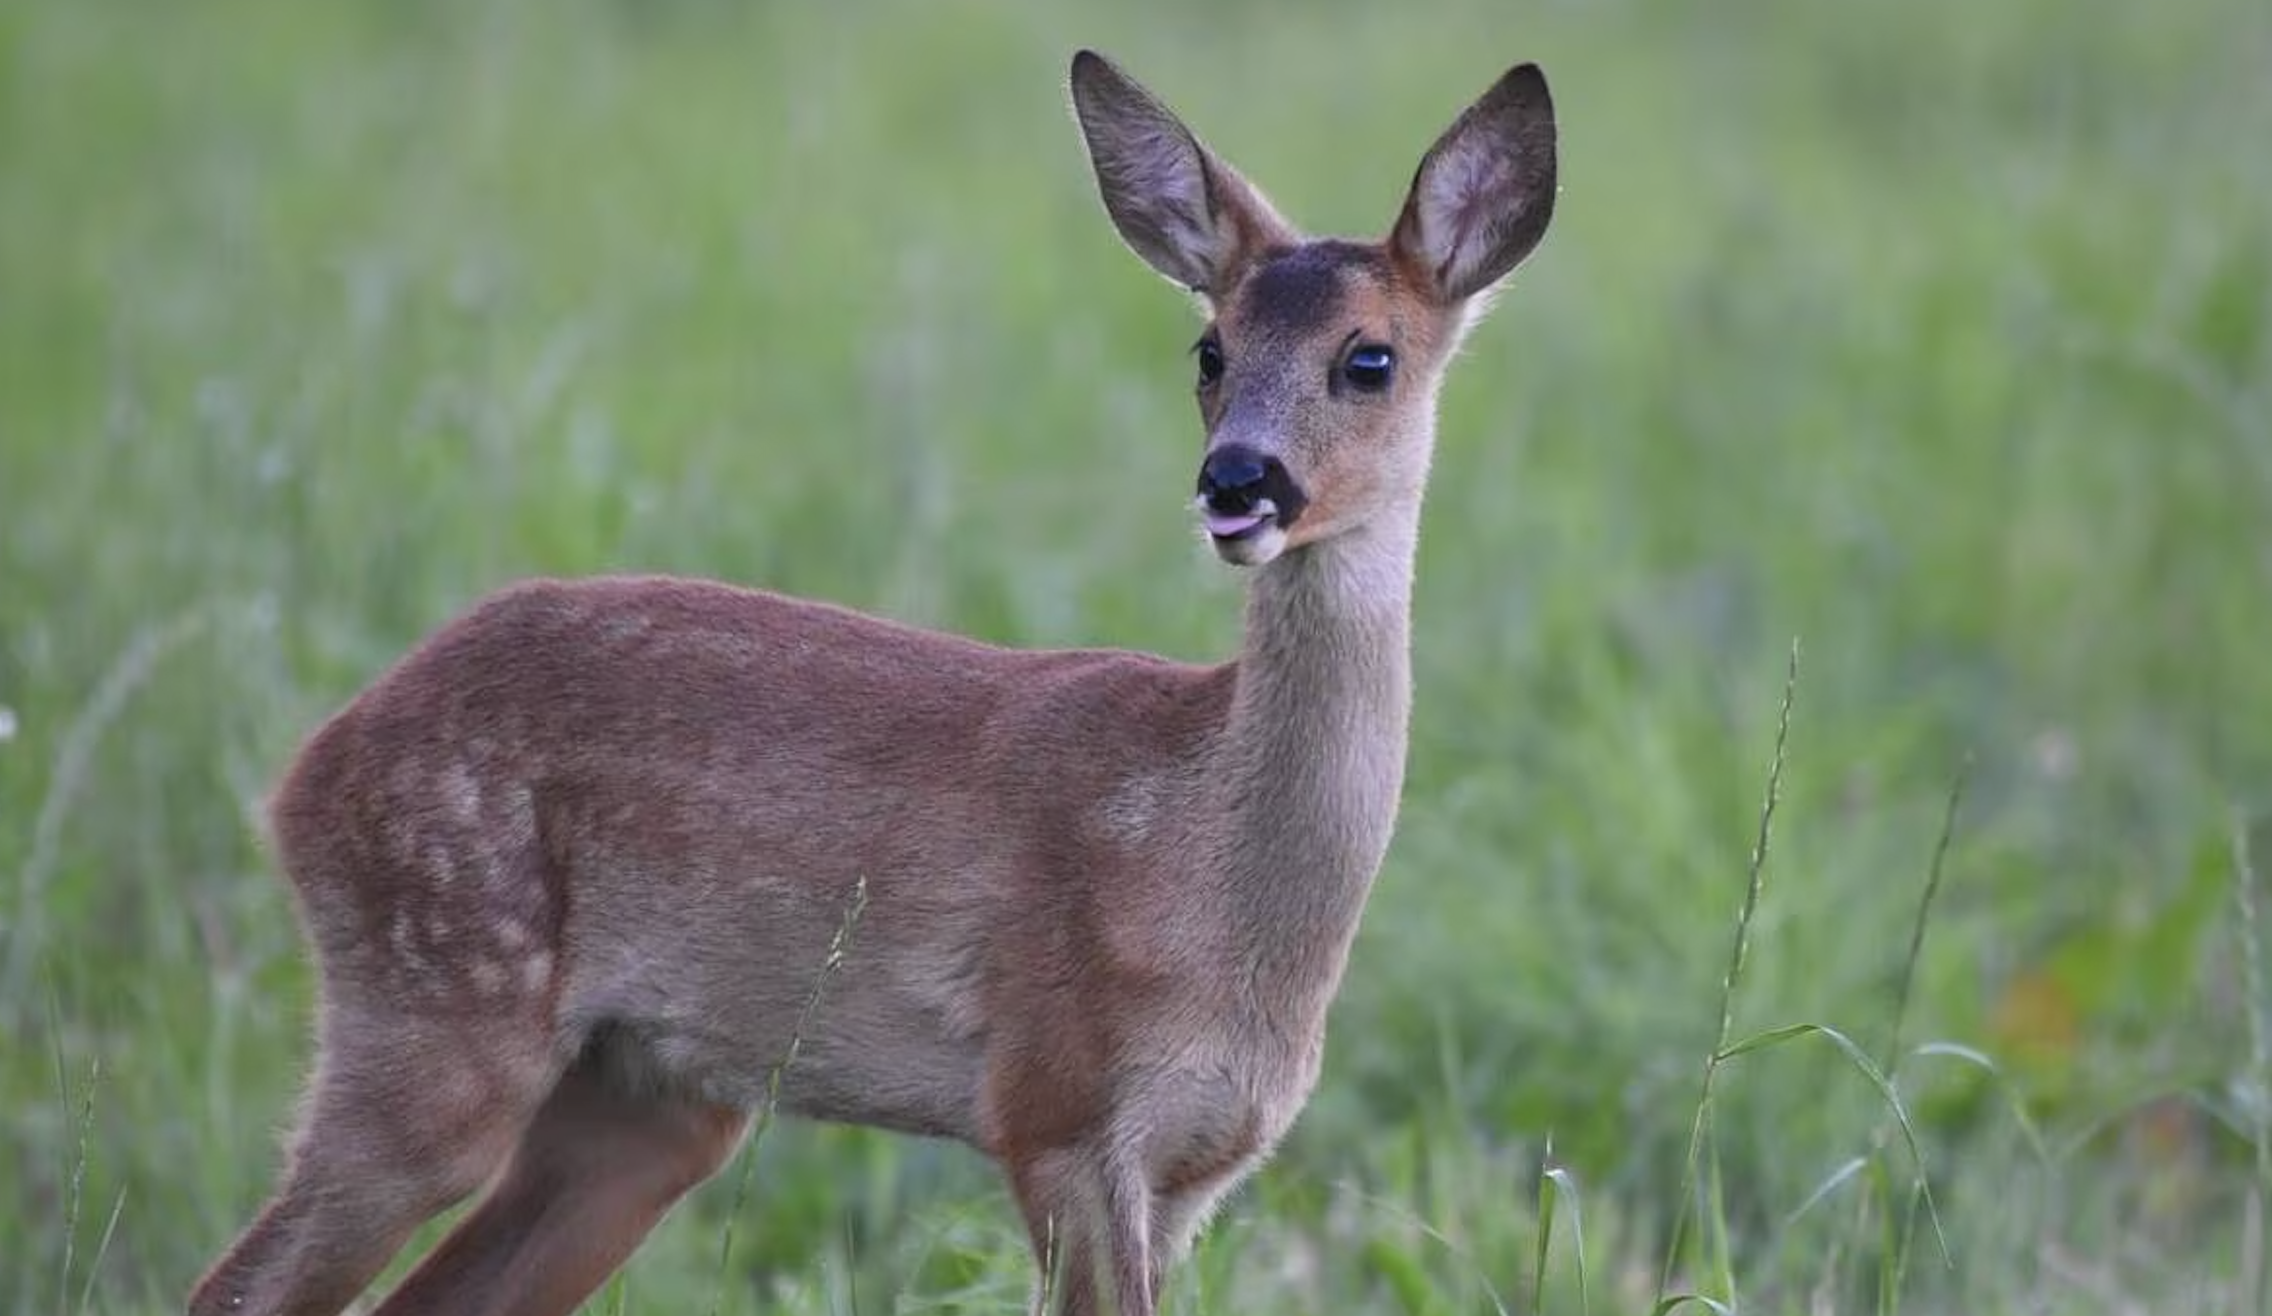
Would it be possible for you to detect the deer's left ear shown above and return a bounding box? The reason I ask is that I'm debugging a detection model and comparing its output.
[1389,63,1558,305]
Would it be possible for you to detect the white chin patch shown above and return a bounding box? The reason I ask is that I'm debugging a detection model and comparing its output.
[1211,523,1288,566]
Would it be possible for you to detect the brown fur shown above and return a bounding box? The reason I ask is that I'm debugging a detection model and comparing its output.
[190,49,1557,1316]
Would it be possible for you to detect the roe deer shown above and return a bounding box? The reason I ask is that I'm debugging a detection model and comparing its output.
[190,48,1557,1316]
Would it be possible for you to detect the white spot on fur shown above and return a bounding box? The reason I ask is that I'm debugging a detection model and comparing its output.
[480,853,520,898]
[441,760,483,826]
[469,958,508,995]
[422,842,459,889]
[519,950,553,993]
[1098,772,1165,842]
[600,612,653,642]
[388,910,436,981]
[381,817,421,870]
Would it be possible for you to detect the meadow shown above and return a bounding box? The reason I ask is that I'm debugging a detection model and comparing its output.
[3,0,2269,1310]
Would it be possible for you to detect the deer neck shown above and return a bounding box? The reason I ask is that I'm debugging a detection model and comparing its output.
[1209,501,1420,1023]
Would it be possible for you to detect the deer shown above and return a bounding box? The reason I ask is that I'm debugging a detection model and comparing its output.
[188,47,1556,1316]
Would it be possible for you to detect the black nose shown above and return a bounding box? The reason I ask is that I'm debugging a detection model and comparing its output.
[1197,446,1275,515]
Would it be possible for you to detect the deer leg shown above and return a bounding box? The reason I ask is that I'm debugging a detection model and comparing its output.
[368,1052,750,1316]
[1145,1171,1249,1305]
[1010,1146,1155,1316]
[188,1006,553,1316]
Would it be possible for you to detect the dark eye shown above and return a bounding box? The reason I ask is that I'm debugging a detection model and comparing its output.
[1343,343,1395,392]
[1195,338,1225,390]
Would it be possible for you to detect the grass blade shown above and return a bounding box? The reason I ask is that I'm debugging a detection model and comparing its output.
[50,994,103,1316]
[709,876,870,1316]
[1869,1155,1901,1316]
[1344,1184,1512,1316]
[7,608,213,1003]
[2233,811,2268,1316]
[1531,1147,1589,1316]
[1784,1155,1870,1229]
[1905,1041,2052,1165]
[75,1184,127,1316]
[1886,756,1969,1063]
[1715,1021,1950,1268]
[1530,1149,1556,1316]
[1659,639,1799,1306]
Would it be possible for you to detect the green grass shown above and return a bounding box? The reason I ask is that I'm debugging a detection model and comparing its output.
[4,0,2270,1310]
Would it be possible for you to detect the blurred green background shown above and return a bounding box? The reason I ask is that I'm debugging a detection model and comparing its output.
[3,0,2268,1311]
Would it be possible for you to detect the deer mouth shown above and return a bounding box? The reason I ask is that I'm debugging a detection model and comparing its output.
[1193,445,1305,565]
[1201,501,1278,541]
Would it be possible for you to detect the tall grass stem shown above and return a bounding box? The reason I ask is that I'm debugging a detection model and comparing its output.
[1657,639,1799,1306]
[708,876,871,1316]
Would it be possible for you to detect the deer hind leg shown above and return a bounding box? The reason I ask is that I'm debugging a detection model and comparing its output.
[369,1045,750,1316]
[1010,1146,1155,1316]
[188,1003,558,1316]
[1145,1168,1253,1307]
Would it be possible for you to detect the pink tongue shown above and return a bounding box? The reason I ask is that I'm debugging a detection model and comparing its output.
[1205,510,1267,538]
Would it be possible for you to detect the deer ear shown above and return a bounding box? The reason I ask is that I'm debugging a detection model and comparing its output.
[1070,50,1293,298]
[1389,63,1558,305]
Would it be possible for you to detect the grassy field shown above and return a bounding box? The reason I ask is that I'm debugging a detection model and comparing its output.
[4,0,2269,1310]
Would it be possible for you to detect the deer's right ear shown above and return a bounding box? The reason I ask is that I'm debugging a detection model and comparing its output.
[1070,50,1291,298]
